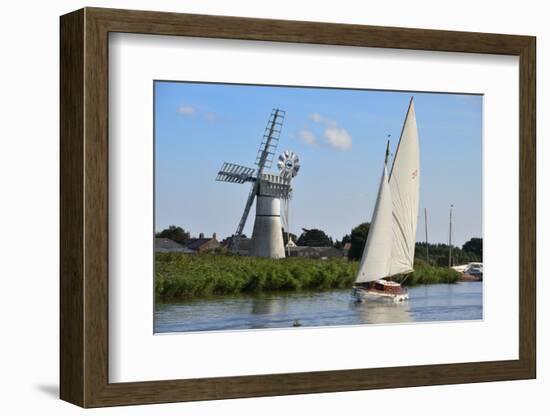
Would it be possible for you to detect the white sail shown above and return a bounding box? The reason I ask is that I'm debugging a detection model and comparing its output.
[388,98,420,276]
[355,165,393,283]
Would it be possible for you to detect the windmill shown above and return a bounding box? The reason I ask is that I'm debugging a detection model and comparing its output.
[215,108,300,258]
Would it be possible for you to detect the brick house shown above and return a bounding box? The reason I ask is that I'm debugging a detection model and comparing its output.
[185,233,220,253]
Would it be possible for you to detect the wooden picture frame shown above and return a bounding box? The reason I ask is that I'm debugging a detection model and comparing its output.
[60,7,536,408]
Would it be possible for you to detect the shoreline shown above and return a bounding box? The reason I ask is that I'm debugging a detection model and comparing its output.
[155,253,461,302]
[156,281,479,304]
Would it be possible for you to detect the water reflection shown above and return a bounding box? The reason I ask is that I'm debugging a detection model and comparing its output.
[251,296,288,315]
[154,282,482,333]
[352,299,412,324]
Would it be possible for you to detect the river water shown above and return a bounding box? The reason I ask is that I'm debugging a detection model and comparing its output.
[154,281,482,333]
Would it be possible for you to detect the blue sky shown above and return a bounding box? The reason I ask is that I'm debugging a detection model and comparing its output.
[155,81,482,247]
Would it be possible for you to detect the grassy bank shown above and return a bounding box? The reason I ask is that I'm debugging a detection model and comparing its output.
[155,253,461,300]
[407,260,461,285]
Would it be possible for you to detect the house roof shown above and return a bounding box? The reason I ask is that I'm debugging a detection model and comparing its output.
[155,238,194,253]
[186,238,217,250]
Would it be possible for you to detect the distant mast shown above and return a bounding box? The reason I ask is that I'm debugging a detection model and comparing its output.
[425,207,429,264]
[448,204,454,267]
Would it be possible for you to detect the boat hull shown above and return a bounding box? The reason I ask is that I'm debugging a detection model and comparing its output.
[352,280,408,303]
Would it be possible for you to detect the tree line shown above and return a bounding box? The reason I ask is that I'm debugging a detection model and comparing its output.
[339,223,482,264]
[156,224,482,264]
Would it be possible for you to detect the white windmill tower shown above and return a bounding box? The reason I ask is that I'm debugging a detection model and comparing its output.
[215,109,300,258]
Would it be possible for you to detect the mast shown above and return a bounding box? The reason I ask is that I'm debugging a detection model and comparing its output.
[448,204,453,267]
[425,207,429,264]
[354,146,393,284]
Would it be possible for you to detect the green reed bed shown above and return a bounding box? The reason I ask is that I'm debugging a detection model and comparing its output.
[155,253,462,300]
[155,252,357,300]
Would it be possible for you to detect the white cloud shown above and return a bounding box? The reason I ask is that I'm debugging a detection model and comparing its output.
[324,126,352,150]
[310,112,324,123]
[177,105,220,123]
[308,112,352,151]
[177,105,196,116]
[298,129,318,146]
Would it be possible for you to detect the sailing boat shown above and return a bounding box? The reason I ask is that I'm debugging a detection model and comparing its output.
[352,97,420,302]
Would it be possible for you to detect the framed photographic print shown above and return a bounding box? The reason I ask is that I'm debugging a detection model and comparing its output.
[60,7,536,408]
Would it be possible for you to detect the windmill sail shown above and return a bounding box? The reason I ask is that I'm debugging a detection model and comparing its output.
[235,110,284,237]
[388,98,420,276]
[355,164,393,283]
[354,98,420,284]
